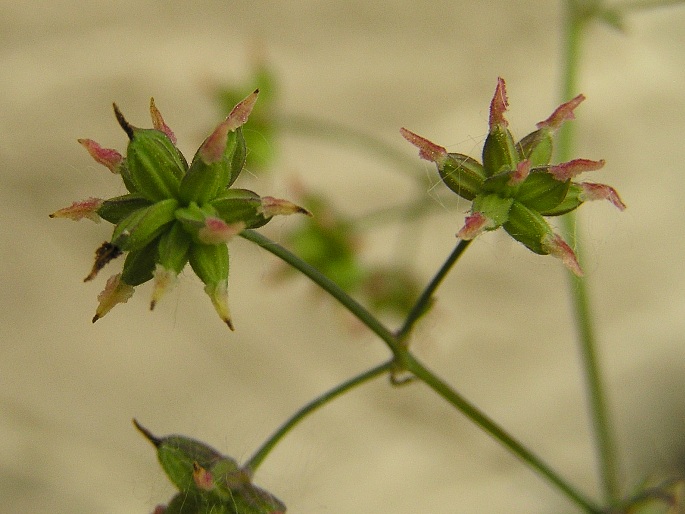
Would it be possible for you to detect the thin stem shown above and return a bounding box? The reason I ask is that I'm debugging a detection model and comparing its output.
[558,1,620,504]
[242,229,601,511]
[396,239,472,341]
[244,360,393,474]
[239,229,400,357]
[403,352,603,514]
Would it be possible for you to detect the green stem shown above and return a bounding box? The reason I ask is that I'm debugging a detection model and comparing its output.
[403,351,602,513]
[558,1,620,504]
[240,229,400,357]
[244,360,393,474]
[397,239,472,341]
[242,229,600,512]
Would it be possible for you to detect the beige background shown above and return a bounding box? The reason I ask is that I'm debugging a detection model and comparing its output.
[2,1,685,513]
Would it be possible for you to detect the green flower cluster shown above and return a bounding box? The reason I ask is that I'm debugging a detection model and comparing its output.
[51,92,308,328]
[402,78,625,275]
[134,420,286,514]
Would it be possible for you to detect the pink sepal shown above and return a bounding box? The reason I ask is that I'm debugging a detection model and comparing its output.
[579,182,626,211]
[542,234,583,276]
[77,139,123,173]
[537,94,585,131]
[400,128,448,165]
[548,159,605,181]
[489,77,509,129]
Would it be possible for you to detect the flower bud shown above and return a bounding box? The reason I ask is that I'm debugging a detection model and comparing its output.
[134,420,287,513]
[482,78,519,176]
[179,91,257,204]
[120,240,158,286]
[471,194,514,228]
[514,169,571,214]
[179,128,246,204]
[504,201,583,276]
[516,95,584,166]
[439,153,486,201]
[516,129,553,167]
[188,242,233,329]
[114,104,186,202]
[399,128,485,201]
[96,193,151,224]
[110,198,178,252]
[148,222,192,309]
[503,200,555,255]
[92,273,134,322]
[210,188,266,227]
[174,202,220,243]
[133,419,235,494]
[49,198,103,222]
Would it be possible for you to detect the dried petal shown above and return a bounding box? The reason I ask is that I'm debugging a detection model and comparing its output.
[548,158,605,181]
[399,128,448,165]
[150,265,178,310]
[508,159,531,186]
[489,77,509,129]
[225,89,260,132]
[149,98,177,144]
[49,198,103,222]
[205,280,234,330]
[84,241,122,282]
[78,139,124,173]
[579,182,626,211]
[542,233,583,276]
[259,196,312,218]
[457,211,493,240]
[92,273,134,322]
[198,218,246,245]
[536,94,585,130]
[192,462,215,492]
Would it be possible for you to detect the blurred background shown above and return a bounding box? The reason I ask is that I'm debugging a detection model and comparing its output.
[2,1,685,512]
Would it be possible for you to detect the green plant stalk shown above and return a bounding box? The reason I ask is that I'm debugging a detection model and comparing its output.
[402,351,602,514]
[397,238,472,342]
[558,0,620,504]
[244,359,394,474]
[242,229,601,512]
[240,229,400,356]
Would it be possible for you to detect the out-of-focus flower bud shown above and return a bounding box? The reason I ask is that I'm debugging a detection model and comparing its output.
[134,420,286,513]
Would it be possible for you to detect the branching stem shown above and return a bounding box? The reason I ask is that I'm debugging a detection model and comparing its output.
[241,229,601,513]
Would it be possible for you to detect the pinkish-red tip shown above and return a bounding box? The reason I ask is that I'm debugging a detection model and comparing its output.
[548,158,605,181]
[579,182,626,211]
[537,94,585,131]
[543,233,583,276]
[78,139,123,173]
[149,98,177,144]
[225,89,259,132]
[508,159,531,186]
[457,211,493,240]
[489,77,509,129]
[400,127,448,164]
[200,90,259,164]
[49,197,103,222]
[198,218,246,245]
